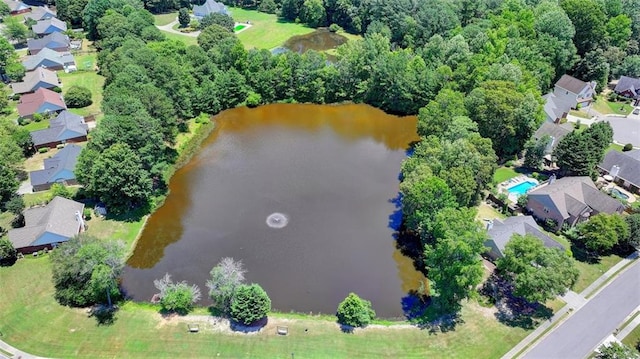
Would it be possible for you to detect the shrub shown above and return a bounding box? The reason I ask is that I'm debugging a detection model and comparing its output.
[11,93,20,101]
[32,113,43,122]
[154,273,202,315]
[51,86,62,93]
[623,143,633,151]
[198,12,234,31]
[0,238,17,266]
[64,86,92,108]
[505,160,515,167]
[83,208,92,220]
[4,195,24,215]
[245,92,261,108]
[189,19,199,29]
[329,23,342,32]
[229,284,271,325]
[50,183,72,199]
[38,147,49,153]
[178,8,190,28]
[336,292,375,328]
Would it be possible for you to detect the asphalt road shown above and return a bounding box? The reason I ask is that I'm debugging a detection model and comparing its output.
[603,116,640,147]
[523,260,640,359]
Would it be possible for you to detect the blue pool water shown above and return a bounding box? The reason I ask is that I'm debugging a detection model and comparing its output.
[508,181,537,196]
[611,188,630,200]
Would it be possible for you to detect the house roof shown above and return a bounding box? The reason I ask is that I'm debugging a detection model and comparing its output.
[30,110,87,146]
[193,0,228,16]
[614,76,640,98]
[2,0,29,12]
[556,74,589,94]
[487,216,563,258]
[533,121,572,152]
[17,87,66,117]
[22,47,75,71]
[29,144,82,187]
[27,32,70,52]
[10,67,59,94]
[7,196,84,249]
[598,149,640,188]
[527,176,624,220]
[31,18,67,35]
[24,6,56,21]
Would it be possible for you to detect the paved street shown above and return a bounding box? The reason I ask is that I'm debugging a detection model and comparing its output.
[603,116,640,147]
[523,260,640,359]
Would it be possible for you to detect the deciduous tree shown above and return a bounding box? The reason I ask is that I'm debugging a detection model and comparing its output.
[154,273,202,314]
[206,257,246,313]
[336,292,375,327]
[578,213,630,253]
[0,238,17,266]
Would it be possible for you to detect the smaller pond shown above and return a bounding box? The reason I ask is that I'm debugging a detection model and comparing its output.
[283,28,348,57]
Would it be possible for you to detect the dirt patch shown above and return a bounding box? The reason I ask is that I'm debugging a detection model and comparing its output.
[23,148,61,172]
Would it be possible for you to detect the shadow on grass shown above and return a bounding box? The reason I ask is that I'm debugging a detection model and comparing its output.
[403,295,464,334]
[89,305,119,326]
[481,274,552,330]
[230,317,268,333]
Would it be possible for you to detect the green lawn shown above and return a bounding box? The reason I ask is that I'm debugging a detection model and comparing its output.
[622,323,640,353]
[493,167,520,184]
[608,142,625,152]
[569,110,592,119]
[21,118,49,131]
[153,12,177,26]
[0,257,531,359]
[158,30,198,46]
[230,7,314,50]
[58,69,105,117]
[572,253,625,293]
[592,97,634,116]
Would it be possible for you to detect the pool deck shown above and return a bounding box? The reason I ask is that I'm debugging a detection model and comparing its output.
[603,183,636,203]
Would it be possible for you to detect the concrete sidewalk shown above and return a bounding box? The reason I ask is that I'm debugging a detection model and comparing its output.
[501,251,639,359]
[0,334,51,359]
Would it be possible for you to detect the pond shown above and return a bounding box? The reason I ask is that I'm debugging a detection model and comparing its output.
[121,103,427,318]
[283,28,348,60]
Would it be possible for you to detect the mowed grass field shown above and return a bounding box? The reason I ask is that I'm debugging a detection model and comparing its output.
[58,56,105,118]
[0,257,532,358]
[222,7,314,49]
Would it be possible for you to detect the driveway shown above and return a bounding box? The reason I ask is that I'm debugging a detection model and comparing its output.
[523,260,640,359]
[156,20,200,37]
[601,116,640,147]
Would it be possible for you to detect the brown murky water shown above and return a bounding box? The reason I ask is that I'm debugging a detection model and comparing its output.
[283,28,348,54]
[121,103,426,318]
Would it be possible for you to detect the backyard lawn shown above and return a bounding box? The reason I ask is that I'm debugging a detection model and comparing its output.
[58,68,105,118]
[154,12,177,26]
[230,7,314,49]
[0,256,532,359]
[493,167,519,184]
[592,97,634,116]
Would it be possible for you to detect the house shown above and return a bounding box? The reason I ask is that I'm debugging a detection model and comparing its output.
[31,18,67,37]
[598,149,640,195]
[484,216,564,260]
[7,196,85,254]
[1,0,30,14]
[30,110,88,149]
[614,76,640,106]
[542,75,598,122]
[10,67,60,94]
[533,121,572,155]
[24,6,56,22]
[22,47,76,71]
[27,32,71,55]
[526,176,625,231]
[17,87,66,118]
[29,144,82,192]
[193,0,229,19]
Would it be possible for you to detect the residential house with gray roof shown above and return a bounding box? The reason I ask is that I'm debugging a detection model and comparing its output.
[485,216,564,261]
[526,176,625,231]
[542,75,597,123]
[22,47,76,71]
[30,110,88,149]
[29,144,82,192]
[27,32,70,55]
[598,149,640,195]
[193,0,229,19]
[10,67,59,94]
[7,196,85,254]
[31,18,67,37]
[24,6,56,22]
[2,0,30,14]
[533,121,572,155]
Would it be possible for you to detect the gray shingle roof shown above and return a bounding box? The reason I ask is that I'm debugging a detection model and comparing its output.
[528,177,624,220]
[533,121,572,152]
[31,18,67,35]
[22,48,75,71]
[193,0,228,17]
[556,74,589,94]
[614,76,640,99]
[30,110,87,146]
[598,149,640,188]
[486,216,563,258]
[7,196,84,250]
[24,6,56,21]
[10,67,59,94]
[29,144,82,187]
[27,32,70,53]
[2,0,29,12]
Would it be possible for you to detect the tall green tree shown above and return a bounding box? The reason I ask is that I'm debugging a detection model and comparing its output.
[624,214,640,249]
[578,213,630,253]
[497,234,578,303]
[595,342,639,359]
[554,122,613,178]
[178,7,190,28]
[336,293,376,327]
[0,238,17,266]
[2,16,30,43]
[524,135,552,170]
[300,0,326,27]
[229,284,271,325]
[197,24,235,51]
[560,0,608,55]
[607,14,633,48]
[424,207,486,312]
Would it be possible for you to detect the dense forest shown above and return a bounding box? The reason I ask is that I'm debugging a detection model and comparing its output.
[1,0,635,311]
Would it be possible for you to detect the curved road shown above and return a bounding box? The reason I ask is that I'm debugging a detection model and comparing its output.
[523,260,640,359]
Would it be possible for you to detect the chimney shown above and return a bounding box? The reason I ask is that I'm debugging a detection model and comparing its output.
[486,220,494,231]
[75,210,85,231]
[610,165,621,178]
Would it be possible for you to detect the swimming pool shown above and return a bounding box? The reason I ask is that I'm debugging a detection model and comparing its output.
[611,188,630,200]
[507,181,538,196]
